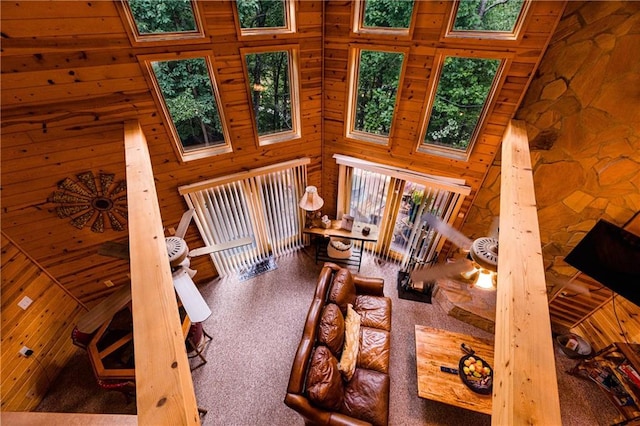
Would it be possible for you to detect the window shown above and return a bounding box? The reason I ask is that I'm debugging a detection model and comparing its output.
[353,0,416,36]
[244,48,300,145]
[347,49,405,144]
[235,0,296,36]
[447,0,528,39]
[144,54,231,161]
[420,56,502,156]
[121,0,205,43]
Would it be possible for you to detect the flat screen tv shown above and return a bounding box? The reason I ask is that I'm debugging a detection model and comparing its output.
[565,219,640,307]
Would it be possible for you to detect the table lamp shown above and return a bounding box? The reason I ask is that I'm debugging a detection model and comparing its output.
[299,185,324,228]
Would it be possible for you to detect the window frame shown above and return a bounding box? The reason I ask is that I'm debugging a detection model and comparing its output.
[443,0,531,42]
[416,51,509,161]
[345,45,408,146]
[240,45,302,146]
[139,51,233,163]
[117,0,208,46]
[233,0,297,39]
[352,0,417,39]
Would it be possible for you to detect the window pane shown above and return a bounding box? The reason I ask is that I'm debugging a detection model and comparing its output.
[236,0,285,29]
[363,0,415,29]
[424,57,500,150]
[128,0,197,34]
[151,58,226,151]
[453,0,525,32]
[245,51,293,136]
[355,50,403,137]
[349,168,390,225]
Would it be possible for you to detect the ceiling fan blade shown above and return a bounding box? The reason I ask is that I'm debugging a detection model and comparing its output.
[562,281,592,298]
[189,236,253,257]
[421,213,473,251]
[410,258,474,283]
[175,209,195,239]
[76,284,132,334]
[172,268,212,323]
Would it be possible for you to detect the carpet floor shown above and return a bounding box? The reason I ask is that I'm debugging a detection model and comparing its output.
[36,248,620,425]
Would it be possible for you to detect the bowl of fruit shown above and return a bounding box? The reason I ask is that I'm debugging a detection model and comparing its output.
[458,343,493,395]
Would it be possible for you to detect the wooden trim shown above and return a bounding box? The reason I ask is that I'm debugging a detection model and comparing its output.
[493,120,561,425]
[0,231,88,311]
[124,120,200,425]
[178,157,310,195]
[1,411,137,426]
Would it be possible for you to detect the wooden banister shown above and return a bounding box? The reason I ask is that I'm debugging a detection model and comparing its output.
[1,412,137,425]
[124,120,200,425]
[492,120,561,424]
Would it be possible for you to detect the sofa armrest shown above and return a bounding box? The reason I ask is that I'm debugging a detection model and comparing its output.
[284,394,371,426]
[353,275,384,296]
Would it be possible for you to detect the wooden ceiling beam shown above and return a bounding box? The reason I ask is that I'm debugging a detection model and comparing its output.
[493,120,561,424]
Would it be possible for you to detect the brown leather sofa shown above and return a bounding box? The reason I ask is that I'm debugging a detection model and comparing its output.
[285,263,392,426]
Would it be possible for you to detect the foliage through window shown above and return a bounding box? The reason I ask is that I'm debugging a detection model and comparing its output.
[127,0,197,35]
[362,0,415,29]
[453,0,526,32]
[236,0,286,30]
[245,50,298,141]
[352,50,404,139]
[423,56,500,151]
[151,57,228,154]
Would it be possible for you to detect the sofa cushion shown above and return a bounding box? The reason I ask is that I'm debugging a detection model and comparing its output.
[354,294,392,332]
[338,304,361,381]
[318,303,345,356]
[305,345,344,411]
[329,268,356,314]
[341,368,390,426]
[358,327,390,374]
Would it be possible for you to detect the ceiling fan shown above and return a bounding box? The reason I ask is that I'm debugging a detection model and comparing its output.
[410,213,499,289]
[76,209,252,334]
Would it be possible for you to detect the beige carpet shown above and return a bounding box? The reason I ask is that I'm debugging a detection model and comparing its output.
[37,248,619,425]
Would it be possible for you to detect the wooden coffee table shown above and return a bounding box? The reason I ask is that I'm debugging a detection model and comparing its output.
[415,325,494,415]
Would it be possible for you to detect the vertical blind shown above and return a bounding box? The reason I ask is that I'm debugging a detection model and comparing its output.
[334,154,471,273]
[178,158,309,276]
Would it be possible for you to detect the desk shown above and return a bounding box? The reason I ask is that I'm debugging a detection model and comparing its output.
[303,220,378,271]
[415,325,494,415]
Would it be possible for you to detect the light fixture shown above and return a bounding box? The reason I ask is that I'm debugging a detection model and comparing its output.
[474,268,496,290]
[469,237,498,290]
[299,185,324,227]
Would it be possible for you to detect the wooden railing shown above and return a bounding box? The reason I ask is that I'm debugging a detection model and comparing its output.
[493,120,561,424]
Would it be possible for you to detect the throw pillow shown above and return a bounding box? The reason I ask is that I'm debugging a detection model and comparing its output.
[318,303,345,356]
[338,304,361,382]
[305,345,344,411]
[329,268,356,314]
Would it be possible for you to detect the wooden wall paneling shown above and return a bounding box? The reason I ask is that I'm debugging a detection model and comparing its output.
[0,233,86,411]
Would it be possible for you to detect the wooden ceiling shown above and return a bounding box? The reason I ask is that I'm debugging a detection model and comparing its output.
[0,1,565,306]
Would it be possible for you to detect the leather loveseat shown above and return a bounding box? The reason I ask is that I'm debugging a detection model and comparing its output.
[285,263,392,426]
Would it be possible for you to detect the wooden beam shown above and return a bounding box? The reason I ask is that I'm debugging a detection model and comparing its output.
[493,120,561,425]
[124,120,200,425]
[1,412,137,426]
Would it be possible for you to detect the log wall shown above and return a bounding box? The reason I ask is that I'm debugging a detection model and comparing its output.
[1,233,86,411]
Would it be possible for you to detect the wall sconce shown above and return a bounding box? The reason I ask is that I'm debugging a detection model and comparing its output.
[299,185,324,228]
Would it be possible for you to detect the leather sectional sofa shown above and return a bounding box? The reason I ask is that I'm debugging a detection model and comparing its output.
[285,262,392,425]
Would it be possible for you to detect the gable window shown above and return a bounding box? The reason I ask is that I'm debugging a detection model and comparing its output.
[244,48,300,145]
[447,0,528,39]
[346,48,405,144]
[121,0,205,43]
[235,0,296,36]
[353,0,415,36]
[419,56,502,157]
[144,54,231,161]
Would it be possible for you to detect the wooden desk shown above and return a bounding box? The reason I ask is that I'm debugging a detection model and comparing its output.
[415,325,494,415]
[303,220,379,271]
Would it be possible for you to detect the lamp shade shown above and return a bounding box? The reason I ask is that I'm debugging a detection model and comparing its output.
[299,186,324,211]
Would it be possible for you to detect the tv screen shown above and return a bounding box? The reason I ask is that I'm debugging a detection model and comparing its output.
[565,219,640,307]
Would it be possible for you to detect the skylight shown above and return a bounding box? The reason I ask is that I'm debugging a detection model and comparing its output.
[353,0,415,35]
[123,0,204,42]
[235,0,295,36]
[448,0,528,39]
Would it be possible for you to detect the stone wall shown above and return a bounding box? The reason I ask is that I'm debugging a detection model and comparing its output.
[462,1,640,293]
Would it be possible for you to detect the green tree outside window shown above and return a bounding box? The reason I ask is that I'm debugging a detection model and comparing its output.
[363,0,415,29]
[128,0,197,34]
[424,57,500,150]
[453,0,525,32]
[236,0,286,29]
[151,58,225,150]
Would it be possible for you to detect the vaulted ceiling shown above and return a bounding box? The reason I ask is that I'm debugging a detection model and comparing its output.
[2,1,637,309]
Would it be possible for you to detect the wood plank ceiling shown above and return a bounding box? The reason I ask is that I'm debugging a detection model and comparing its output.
[0,1,564,306]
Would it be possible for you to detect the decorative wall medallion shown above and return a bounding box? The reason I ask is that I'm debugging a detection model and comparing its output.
[49,171,127,232]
